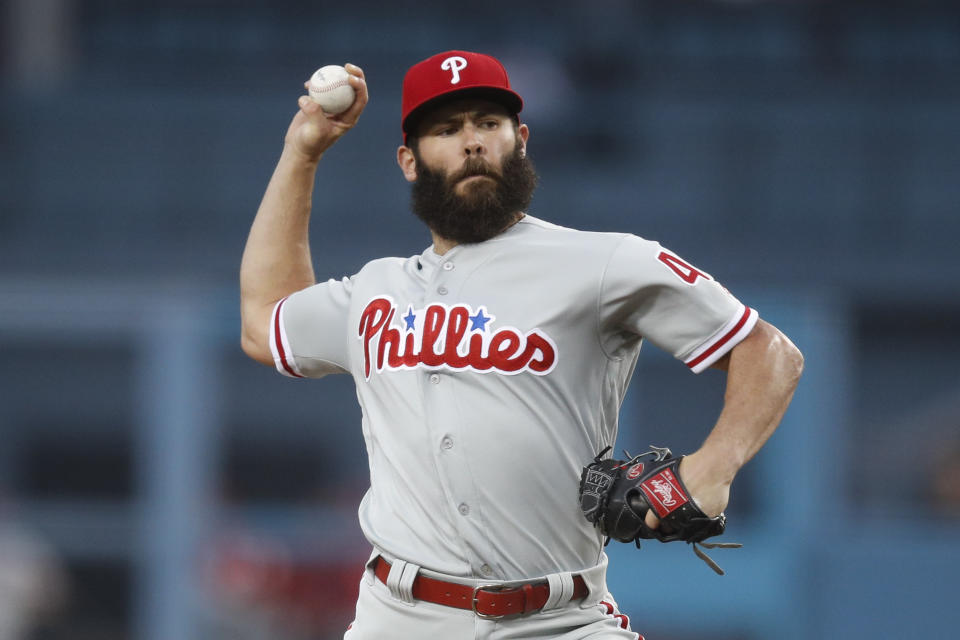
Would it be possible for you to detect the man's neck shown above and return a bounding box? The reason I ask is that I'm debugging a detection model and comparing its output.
[430,232,458,256]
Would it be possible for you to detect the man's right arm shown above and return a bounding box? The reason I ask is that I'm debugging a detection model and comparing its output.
[240,64,368,365]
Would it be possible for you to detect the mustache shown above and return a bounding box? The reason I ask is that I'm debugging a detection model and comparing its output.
[449,158,500,184]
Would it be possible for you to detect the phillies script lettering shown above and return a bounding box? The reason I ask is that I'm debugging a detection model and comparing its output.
[358,297,558,380]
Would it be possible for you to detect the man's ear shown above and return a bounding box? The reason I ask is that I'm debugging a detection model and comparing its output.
[397,146,418,183]
[518,123,530,157]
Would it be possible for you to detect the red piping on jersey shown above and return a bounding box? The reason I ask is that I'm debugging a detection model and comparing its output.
[685,306,753,370]
[274,298,304,378]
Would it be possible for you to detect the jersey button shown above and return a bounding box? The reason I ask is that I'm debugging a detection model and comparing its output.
[441,436,453,450]
[458,503,470,516]
[442,262,454,271]
[429,374,440,384]
[480,564,493,577]
[437,286,448,295]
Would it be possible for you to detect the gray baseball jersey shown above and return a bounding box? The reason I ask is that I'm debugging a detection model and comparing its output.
[269,215,757,581]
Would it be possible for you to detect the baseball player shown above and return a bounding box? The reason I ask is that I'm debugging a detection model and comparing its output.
[239,51,803,639]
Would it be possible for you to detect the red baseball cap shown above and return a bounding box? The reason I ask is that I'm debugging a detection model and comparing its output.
[401,50,524,142]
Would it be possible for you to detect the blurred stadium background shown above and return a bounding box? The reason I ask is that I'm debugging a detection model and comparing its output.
[1,0,959,638]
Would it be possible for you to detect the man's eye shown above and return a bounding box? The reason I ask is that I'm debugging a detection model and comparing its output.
[480,120,499,129]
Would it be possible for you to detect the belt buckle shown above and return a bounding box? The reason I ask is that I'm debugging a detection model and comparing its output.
[471,583,513,620]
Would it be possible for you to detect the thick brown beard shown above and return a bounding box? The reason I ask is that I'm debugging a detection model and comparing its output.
[410,141,538,244]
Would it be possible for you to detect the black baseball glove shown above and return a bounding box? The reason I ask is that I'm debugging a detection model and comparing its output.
[579,445,741,574]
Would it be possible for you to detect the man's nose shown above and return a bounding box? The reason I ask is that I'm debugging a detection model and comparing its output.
[463,125,485,156]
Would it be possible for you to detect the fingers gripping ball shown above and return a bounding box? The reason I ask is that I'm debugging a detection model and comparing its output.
[308,65,356,115]
[579,445,742,575]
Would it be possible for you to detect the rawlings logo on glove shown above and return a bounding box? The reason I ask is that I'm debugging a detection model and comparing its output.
[579,445,742,575]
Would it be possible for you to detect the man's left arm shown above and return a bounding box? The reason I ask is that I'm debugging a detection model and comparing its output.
[647,319,804,527]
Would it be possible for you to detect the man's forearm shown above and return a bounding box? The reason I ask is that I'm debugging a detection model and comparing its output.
[240,145,322,360]
[676,320,803,518]
[699,320,804,482]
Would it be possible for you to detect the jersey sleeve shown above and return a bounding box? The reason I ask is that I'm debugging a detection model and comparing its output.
[269,276,353,378]
[599,235,758,373]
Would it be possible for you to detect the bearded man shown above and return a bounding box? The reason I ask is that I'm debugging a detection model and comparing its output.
[239,51,803,639]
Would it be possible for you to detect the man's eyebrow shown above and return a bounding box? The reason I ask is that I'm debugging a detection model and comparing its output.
[470,108,511,120]
[425,108,505,130]
[428,113,466,127]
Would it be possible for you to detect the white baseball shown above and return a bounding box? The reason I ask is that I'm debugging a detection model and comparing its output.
[307,65,356,115]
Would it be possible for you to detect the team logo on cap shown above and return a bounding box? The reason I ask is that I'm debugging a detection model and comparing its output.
[441,56,468,84]
[358,296,557,379]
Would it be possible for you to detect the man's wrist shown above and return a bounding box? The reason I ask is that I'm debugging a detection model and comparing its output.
[281,141,323,167]
[685,448,740,486]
